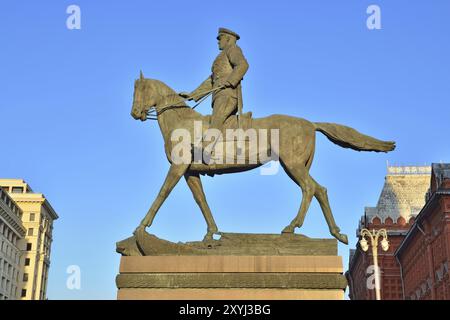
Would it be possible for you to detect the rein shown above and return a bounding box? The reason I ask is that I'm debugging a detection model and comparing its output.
[146,86,224,120]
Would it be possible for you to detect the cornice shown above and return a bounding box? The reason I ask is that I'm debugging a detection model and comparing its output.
[9,193,59,220]
[0,203,26,237]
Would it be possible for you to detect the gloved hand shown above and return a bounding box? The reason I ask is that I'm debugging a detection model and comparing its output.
[215,80,233,89]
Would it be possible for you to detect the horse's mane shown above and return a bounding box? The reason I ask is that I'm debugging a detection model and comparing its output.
[145,79,201,120]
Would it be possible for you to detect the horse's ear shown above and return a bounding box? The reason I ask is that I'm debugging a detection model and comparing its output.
[140,70,144,80]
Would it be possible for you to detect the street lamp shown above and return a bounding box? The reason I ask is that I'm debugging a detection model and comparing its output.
[359,228,389,300]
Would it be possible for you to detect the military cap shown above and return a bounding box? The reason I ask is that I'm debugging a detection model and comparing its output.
[217,27,240,40]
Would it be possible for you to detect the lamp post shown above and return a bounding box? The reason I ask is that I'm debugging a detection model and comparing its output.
[359,228,389,300]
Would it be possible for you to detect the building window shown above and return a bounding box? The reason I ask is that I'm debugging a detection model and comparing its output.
[26,243,32,251]
[25,258,30,266]
[29,213,35,222]
[23,273,28,282]
[28,228,34,236]
[21,289,26,298]
[11,187,23,194]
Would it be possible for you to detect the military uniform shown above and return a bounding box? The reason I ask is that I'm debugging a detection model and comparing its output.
[190,28,249,130]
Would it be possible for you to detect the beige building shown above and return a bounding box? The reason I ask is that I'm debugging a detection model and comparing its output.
[0,187,26,300]
[362,165,431,225]
[0,179,58,300]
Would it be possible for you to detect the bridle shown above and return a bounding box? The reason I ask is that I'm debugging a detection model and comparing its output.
[144,86,225,121]
[146,104,189,120]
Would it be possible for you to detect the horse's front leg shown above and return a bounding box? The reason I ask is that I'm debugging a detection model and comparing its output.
[135,164,189,233]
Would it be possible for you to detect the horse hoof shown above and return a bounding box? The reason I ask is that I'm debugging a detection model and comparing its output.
[203,233,214,242]
[133,225,146,236]
[282,225,295,234]
[331,232,348,245]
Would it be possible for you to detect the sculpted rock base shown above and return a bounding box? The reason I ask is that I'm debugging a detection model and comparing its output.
[116,229,338,256]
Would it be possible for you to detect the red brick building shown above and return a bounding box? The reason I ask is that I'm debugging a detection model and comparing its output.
[395,163,450,300]
[347,218,415,299]
[347,166,431,300]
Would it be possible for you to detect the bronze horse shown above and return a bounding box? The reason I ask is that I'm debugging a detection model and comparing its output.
[130,72,395,244]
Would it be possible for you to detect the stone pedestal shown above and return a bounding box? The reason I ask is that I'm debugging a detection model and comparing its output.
[116,232,347,300]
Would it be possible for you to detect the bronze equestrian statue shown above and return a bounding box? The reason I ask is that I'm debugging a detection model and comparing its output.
[129,29,395,245]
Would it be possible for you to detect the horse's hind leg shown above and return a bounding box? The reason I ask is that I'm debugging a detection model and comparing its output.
[280,162,316,233]
[311,178,348,244]
[185,172,219,241]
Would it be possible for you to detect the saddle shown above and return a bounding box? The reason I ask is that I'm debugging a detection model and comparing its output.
[203,111,253,133]
[192,112,259,175]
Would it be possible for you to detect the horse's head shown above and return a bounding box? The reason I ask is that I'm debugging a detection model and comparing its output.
[131,70,158,121]
[131,72,188,122]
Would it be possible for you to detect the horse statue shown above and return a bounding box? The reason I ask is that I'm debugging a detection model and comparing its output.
[130,71,395,244]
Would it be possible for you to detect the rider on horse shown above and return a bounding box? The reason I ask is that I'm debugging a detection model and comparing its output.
[179,28,249,161]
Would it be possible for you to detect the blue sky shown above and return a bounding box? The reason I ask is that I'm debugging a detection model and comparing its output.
[1,1,449,299]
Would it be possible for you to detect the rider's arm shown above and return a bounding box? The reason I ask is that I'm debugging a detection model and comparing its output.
[189,75,213,102]
[225,45,249,88]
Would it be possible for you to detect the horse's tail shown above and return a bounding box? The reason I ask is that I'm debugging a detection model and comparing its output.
[314,122,396,152]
